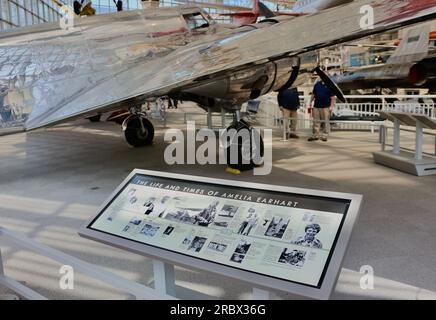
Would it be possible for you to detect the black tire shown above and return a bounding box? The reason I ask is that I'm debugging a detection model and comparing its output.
[124,117,155,147]
[224,120,264,171]
[88,115,101,122]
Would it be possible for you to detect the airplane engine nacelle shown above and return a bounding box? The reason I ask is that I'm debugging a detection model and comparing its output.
[409,63,427,86]
[181,56,298,107]
[336,62,430,90]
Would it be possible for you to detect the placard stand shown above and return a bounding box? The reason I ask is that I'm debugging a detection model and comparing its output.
[374,112,436,176]
[153,260,176,296]
[252,287,271,300]
[79,169,362,300]
[152,258,272,300]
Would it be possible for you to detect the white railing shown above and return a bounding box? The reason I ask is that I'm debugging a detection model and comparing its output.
[0,226,174,300]
[173,94,436,133]
[383,103,435,118]
[0,226,274,300]
[258,94,436,132]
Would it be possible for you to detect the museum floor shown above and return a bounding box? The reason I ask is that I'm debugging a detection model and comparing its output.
[1,108,436,300]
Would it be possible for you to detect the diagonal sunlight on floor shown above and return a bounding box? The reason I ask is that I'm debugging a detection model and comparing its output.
[1,114,436,299]
[333,268,436,300]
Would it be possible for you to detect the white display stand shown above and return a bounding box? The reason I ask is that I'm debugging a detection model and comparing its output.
[151,259,272,300]
[374,112,436,176]
[80,170,362,300]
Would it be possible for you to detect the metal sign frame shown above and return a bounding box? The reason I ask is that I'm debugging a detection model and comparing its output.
[79,169,362,300]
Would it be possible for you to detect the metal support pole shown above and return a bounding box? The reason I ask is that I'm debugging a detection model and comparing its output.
[283,118,288,141]
[152,260,176,297]
[207,108,213,129]
[378,125,382,143]
[252,288,270,300]
[163,104,167,128]
[393,119,401,155]
[234,109,241,123]
[221,109,226,128]
[379,125,386,151]
[415,121,423,161]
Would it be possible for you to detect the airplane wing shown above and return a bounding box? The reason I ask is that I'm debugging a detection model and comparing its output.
[1,0,435,131]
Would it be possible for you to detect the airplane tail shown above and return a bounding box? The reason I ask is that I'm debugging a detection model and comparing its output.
[387,24,430,64]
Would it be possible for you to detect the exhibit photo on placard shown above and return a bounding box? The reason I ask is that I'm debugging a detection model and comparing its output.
[278,248,307,268]
[87,174,353,289]
[164,196,220,228]
[235,207,261,236]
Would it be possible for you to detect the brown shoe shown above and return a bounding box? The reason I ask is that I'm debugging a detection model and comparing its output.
[288,133,299,139]
[308,137,318,142]
[321,137,328,142]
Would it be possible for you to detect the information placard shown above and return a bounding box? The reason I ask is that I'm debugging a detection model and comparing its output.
[79,170,362,299]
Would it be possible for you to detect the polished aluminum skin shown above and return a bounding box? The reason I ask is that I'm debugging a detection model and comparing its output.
[0,1,435,130]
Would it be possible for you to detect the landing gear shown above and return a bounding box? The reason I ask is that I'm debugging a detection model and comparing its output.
[122,114,155,147]
[224,110,264,172]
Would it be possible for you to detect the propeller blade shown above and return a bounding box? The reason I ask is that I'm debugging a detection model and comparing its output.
[258,1,276,18]
[313,66,347,103]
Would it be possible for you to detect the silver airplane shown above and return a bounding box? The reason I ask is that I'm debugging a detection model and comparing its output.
[0,0,435,171]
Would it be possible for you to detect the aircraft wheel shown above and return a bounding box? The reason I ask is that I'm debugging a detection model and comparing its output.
[88,115,101,122]
[123,116,155,147]
[224,120,264,171]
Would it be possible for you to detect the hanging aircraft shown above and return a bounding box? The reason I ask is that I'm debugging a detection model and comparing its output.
[180,0,353,25]
[334,23,436,92]
[290,0,352,13]
[0,0,435,170]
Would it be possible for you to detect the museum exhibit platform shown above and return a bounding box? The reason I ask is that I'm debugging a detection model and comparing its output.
[374,111,436,176]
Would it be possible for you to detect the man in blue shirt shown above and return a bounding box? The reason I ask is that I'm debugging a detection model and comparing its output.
[309,79,335,142]
[277,87,300,139]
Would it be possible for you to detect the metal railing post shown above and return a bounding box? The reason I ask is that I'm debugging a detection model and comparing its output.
[393,119,401,155]
[0,227,171,300]
[415,121,424,161]
[207,108,213,129]
[282,117,288,141]
[221,109,226,128]
[379,125,386,151]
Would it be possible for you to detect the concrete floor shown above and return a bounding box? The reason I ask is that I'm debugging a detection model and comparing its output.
[1,108,436,300]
